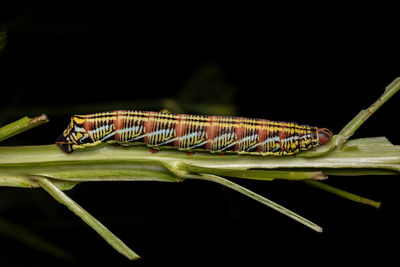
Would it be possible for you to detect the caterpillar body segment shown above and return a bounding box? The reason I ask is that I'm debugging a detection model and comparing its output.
[56,110,333,156]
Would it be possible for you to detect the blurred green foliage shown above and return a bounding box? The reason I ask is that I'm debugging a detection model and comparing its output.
[0,31,6,54]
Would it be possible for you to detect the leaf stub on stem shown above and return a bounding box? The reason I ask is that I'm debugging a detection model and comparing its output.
[29,114,49,125]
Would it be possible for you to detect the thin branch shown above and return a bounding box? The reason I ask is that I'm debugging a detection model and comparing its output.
[335,77,400,149]
[0,114,49,142]
[185,173,323,232]
[304,180,381,209]
[34,176,140,260]
[299,77,400,157]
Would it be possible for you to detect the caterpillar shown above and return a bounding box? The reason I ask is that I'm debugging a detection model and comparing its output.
[56,110,333,156]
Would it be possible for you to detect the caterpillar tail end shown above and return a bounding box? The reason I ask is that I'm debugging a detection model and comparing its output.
[56,135,74,153]
[318,128,333,145]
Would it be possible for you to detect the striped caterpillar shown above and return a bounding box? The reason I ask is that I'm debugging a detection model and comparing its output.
[56,110,333,156]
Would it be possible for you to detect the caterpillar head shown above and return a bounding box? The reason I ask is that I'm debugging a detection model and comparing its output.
[308,127,333,149]
[317,128,333,145]
[56,116,91,153]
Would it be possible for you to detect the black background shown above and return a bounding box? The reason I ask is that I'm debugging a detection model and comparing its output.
[1,2,400,266]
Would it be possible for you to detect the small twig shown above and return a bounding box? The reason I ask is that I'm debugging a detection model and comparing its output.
[177,172,323,232]
[304,180,381,208]
[34,176,140,260]
[299,77,400,157]
[0,114,49,142]
[334,77,400,150]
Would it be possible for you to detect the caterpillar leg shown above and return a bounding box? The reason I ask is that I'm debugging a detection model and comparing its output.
[149,148,159,154]
[159,109,172,114]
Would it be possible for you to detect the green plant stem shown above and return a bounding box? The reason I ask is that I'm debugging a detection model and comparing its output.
[304,180,381,208]
[34,176,140,260]
[0,114,49,142]
[0,136,397,245]
[1,136,398,187]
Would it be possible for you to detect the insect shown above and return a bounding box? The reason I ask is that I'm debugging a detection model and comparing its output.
[56,110,333,156]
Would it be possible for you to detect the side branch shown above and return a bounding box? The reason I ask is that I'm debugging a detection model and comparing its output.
[34,176,140,260]
[181,172,323,232]
[299,77,400,157]
[0,114,49,142]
